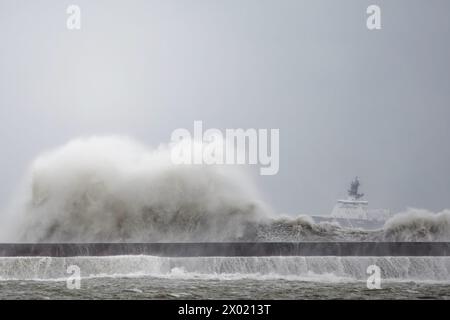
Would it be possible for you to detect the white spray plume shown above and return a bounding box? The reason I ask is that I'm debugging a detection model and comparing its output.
[2,136,272,242]
[2,136,450,243]
[255,209,450,242]
[381,208,450,241]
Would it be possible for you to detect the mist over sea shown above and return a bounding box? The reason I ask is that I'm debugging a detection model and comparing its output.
[1,0,450,302]
[1,136,449,243]
[0,137,449,299]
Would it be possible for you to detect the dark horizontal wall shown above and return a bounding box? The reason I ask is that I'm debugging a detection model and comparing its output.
[0,242,449,257]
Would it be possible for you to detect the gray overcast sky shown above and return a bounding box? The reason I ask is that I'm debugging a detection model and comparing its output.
[0,0,449,215]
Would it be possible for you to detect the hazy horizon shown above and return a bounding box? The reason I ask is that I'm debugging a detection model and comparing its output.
[1,0,450,216]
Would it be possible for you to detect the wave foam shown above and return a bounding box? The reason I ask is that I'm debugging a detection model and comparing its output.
[1,256,449,282]
[1,136,450,243]
[1,136,271,242]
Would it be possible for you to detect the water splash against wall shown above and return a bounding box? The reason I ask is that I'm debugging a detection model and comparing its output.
[1,136,270,242]
[0,256,449,282]
[1,136,450,242]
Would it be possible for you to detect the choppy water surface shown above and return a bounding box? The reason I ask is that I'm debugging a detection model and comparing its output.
[1,277,449,299]
[0,256,449,299]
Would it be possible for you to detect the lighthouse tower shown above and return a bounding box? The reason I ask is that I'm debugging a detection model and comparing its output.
[330,177,370,220]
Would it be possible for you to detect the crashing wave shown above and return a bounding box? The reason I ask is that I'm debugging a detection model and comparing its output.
[378,209,450,242]
[1,136,449,243]
[254,210,450,242]
[254,215,370,242]
[1,136,270,242]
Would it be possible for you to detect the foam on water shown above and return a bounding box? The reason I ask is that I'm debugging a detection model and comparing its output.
[0,256,449,283]
[256,211,450,242]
